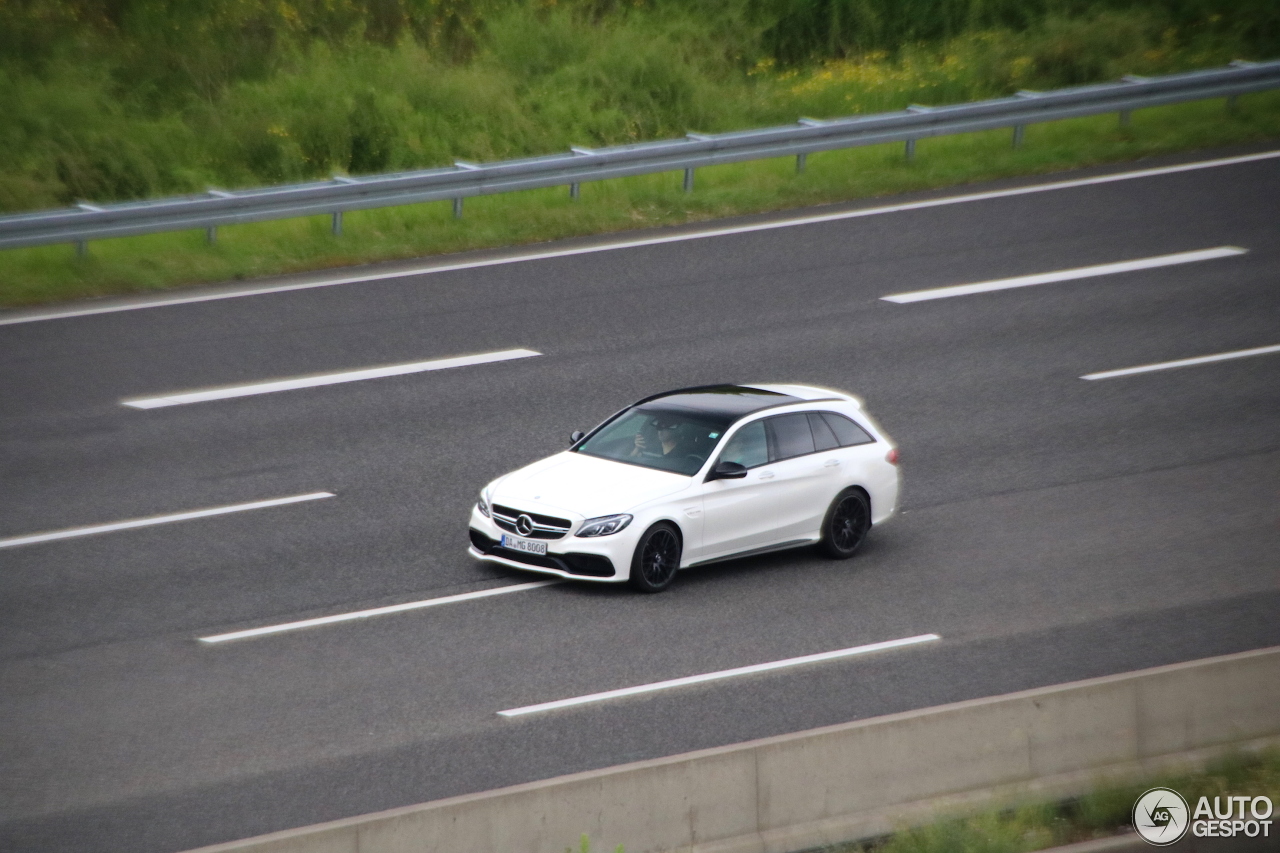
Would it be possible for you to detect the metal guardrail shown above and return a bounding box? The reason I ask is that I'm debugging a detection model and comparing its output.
[2,59,1277,252]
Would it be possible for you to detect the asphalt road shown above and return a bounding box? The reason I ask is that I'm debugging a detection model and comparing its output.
[1,144,1278,853]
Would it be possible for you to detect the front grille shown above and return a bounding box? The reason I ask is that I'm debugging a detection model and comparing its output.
[492,505,572,529]
[491,504,572,540]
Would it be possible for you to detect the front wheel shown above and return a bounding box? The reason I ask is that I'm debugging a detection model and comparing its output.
[629,523,682,592]
[819,489,870,559]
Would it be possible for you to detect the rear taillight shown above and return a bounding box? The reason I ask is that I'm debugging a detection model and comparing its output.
[886,448,899,465]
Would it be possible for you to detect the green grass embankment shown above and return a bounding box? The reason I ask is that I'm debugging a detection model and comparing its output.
[2,0,1278,307]
[2,90,1277,309]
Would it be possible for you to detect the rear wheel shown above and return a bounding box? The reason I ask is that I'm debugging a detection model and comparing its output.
[820,489,870,559]
[629,523,682,592]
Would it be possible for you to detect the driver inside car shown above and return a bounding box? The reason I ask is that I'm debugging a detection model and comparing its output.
[630,418,685,459]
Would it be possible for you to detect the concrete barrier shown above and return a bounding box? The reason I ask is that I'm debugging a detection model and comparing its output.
[188,646,1280,853]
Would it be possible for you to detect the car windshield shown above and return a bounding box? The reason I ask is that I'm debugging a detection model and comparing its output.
[576,405,732,476]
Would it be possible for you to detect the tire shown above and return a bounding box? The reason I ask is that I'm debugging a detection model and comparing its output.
[819,489,870,559]
[628,523,682,592]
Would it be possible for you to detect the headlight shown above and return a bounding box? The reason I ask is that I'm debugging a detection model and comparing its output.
[477,492,491,518]
[575,514,633,537]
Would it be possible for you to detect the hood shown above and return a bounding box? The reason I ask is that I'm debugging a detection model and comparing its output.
[491,452,690,518]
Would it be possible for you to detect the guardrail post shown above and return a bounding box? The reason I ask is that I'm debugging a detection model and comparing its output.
[453,198,464,219]
[905,139,916,161]
[71,200,99,256]
[1228,60,1255,115]
[796,153,806,174]
[206,226,217,245]
[683,168,695,192]
[332,211,342,235]
[570,182,580,200]
[1012,125,1025,148]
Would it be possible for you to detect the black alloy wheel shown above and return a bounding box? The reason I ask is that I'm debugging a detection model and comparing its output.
[629,523,682,592]
[820,489,870,559]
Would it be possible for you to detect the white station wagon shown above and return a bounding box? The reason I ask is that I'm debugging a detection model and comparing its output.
[468,384,900,592]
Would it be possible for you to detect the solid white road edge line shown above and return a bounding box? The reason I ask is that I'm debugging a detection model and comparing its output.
[881,246,1248,303]
[1080,343,1280,380]
[0,492,334,550]
[198,580,562,643]
[4,150,1278,327]
[497,633,942,717]
[122,348,540,409]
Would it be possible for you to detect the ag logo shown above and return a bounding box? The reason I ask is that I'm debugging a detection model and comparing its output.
[1134,787,1190,845]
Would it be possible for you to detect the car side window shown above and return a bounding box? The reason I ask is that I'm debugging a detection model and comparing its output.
[767,413,816,461]
[821,412,875,447]
[718,420,768,469]
[808,412,839,451]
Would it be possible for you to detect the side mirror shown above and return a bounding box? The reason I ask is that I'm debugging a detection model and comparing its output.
[707,460,747,481]
[569,430,586,445]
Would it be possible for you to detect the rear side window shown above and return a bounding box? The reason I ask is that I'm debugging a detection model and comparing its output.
[808,412,839,451]
[768,413,815,461]
[821,412,875,447]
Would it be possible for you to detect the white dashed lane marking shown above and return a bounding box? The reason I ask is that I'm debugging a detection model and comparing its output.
[881,247,1247,304]
[0,492,335,549]
[498,634,942,717]
[1081,344,1280,380]
[122,348,541,409]
[198,581,562,643]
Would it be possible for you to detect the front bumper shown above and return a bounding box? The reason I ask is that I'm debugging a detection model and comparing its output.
[467,508,628,582]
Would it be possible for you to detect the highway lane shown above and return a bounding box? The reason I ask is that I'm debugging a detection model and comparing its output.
[1,144,1278,852]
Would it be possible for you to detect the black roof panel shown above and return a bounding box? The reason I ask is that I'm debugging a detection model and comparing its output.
[634,385,799,419]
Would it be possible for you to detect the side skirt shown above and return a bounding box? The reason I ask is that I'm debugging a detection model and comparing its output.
[686,538,818,568]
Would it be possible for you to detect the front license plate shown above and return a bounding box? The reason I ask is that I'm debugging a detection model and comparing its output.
[500,534,547,556]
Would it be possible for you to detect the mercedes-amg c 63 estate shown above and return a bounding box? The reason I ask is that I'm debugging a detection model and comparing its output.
[468,384,900,592]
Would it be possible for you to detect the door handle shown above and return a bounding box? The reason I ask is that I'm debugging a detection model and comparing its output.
[757,471,775,480]
[824,459,840,467]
